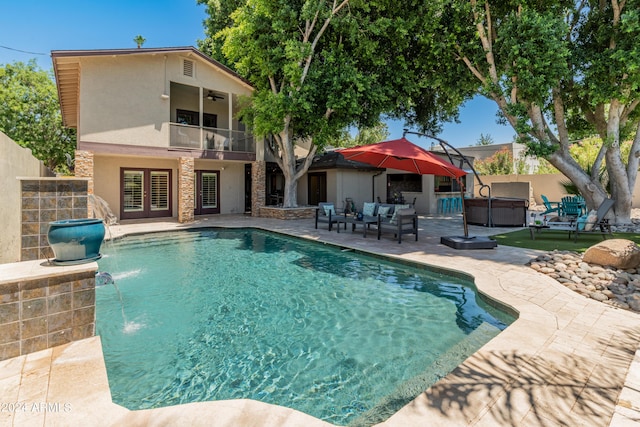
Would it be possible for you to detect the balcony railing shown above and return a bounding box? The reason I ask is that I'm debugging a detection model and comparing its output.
[169,123,255,153]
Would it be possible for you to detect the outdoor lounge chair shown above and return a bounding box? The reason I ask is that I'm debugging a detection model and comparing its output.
[315,202,341,231]
[570,198,614,241]
[541,195,562,216]
[376,207,418,243]
[542,198,615,242]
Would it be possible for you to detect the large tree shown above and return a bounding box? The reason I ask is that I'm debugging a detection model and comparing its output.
[0,60,76,173]
[404,0,640,223]
[199,0,455,207]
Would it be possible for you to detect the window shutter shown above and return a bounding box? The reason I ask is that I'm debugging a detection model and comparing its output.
[150,171,169,210]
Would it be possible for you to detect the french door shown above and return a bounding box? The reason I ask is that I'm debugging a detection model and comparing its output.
[121,169,172,219]
[194,170,220,215]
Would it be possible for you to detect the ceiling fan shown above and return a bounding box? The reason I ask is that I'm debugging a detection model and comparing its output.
[205,91,224,101]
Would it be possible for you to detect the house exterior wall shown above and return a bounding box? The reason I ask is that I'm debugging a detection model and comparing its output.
[336,170,379,209]
[91,155,248,220]
[0,132,48,264]
[77,54,252,148]
[193,160,247,214]
[93,156,178,219]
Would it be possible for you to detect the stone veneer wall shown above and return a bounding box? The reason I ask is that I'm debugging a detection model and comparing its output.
[20,179,89,262]
[178,157,195,223]
[74,150,94,217]
[252,161,266,217]
[0,266,97,361]
[259,206,316,220]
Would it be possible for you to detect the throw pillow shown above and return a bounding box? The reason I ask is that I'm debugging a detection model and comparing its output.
[577,214,588,231]
[377,206,391,217]
[323,204,336,216]
[585,210,598,231]
[362,202,376,217]
[390,204,410,224]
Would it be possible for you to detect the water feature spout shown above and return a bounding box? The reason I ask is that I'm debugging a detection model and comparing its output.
[95,271,114,287]
[89,194,118,226]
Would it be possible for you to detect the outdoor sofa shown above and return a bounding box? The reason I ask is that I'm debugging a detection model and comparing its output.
[376,207,418,243]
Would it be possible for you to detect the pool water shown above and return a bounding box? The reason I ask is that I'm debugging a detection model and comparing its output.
[96,229,513,425]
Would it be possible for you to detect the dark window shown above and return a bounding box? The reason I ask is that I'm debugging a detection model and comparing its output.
[177,109,198,125]
[203,113,217,128]
[176,109,217,128]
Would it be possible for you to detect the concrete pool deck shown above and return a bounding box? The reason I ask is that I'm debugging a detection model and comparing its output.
[1,213,640,426]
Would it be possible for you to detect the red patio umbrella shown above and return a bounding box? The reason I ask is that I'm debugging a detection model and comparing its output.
[337,137,484,244]
[337,137,466,178]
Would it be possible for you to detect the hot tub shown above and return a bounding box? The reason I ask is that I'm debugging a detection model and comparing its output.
[464,197,528,227]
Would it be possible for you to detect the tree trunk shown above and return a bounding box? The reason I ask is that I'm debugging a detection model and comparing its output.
[272,123,318,209]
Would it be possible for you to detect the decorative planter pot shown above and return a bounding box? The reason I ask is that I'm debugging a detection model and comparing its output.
[47,218,105,265]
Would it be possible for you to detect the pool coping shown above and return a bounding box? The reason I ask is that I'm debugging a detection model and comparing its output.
[1,214,640,426]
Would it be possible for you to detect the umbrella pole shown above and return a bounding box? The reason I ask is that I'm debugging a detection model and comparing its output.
[458,178,468,238]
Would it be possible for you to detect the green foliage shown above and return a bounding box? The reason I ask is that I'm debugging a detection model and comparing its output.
[474,148,514,175]
[496,9,571,104]
[476,133,494,146]
[335,122,390,147]
[133,35,146,48]
[534,158,560,174]
[0,61,76,173]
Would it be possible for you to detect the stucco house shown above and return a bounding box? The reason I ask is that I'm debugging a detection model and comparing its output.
[52,47,474,220]
[53,47,262,223]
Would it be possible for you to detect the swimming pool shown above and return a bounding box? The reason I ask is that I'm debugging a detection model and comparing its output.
[96,228,514,425]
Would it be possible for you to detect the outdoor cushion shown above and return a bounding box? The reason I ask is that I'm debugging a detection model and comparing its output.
[584,210,598,231]
[577,214,588,231]
[362,202,376,217]
[390,204,410,224]
[377,206,391,217]
[323,204,336,216]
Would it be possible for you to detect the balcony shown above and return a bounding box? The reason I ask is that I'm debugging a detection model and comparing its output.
[169,123,255,153]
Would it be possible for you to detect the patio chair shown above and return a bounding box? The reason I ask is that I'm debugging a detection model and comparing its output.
[561,196,584,219]
[570,198,614,241]
[541,195,562,216]
[315,202,342,231]
[376,207,418,243]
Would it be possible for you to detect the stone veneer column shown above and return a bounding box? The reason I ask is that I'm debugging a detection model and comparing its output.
[252,161,266,217]
[178,157,195,223]
[74,150,94,217]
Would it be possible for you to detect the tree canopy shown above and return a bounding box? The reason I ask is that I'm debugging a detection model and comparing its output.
[0,60,76,173]
[198,0,461,207]
[199,0,640,220]
[400,0,640,222]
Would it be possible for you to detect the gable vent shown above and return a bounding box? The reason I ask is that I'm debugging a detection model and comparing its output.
[183,59,194,77]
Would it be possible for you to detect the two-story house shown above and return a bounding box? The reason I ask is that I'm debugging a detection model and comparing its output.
[52,47,259,223]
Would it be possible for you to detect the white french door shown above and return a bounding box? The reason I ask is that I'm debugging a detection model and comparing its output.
[194,170,220,215]
[121,168,172,219]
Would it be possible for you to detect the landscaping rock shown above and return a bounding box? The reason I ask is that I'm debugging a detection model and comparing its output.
[582,239,640,270]
[528,249,640,314]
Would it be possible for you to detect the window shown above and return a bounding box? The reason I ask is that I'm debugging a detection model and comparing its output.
[177,109,198,126]
[434,176,462,192]
[176,109,217,128]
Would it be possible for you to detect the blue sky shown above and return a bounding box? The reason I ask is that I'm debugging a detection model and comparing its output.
[1,0,516,148]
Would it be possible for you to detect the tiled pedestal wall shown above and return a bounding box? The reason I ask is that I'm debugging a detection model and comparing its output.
[20,178,90,261]
[0,263,97,361]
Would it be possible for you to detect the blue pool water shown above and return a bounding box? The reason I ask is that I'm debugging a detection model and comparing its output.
[96,229,514,425]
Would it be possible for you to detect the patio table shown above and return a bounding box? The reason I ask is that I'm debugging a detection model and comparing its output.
[336,215,378,237]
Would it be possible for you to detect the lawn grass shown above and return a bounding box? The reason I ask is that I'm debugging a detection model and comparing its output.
[490,229,640,252]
